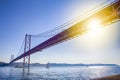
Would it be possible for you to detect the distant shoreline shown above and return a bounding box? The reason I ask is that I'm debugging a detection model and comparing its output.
[0,62,119,67]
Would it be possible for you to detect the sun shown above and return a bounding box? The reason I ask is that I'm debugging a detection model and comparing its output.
[88,19,102,32]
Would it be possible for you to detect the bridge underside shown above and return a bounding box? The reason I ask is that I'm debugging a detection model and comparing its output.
[10,0,120,63]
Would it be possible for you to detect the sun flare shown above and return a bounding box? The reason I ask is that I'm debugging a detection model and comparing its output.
[88,19,102,32]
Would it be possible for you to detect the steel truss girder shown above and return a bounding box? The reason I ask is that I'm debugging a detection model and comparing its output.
[10,0,120,63]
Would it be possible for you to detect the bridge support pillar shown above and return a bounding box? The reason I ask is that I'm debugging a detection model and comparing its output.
[23,34,31,77]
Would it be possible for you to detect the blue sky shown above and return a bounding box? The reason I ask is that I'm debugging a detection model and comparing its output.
[0,0,120,65]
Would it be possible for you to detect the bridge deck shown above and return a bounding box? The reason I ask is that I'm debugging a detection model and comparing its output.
[10,0,120,63]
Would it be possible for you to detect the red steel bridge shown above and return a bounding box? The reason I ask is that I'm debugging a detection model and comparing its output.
[10,0,120,70]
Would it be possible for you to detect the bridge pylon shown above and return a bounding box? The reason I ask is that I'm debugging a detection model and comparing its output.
[23,34,31,77]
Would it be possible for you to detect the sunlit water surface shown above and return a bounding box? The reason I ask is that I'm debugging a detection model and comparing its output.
[0,66,120,80]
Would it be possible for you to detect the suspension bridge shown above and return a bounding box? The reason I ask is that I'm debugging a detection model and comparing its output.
[9,0,120,74]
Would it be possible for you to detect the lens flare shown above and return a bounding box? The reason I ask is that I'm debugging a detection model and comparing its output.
[88,19,102,32]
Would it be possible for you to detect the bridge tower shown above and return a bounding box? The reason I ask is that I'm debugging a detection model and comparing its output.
[23,34,31,76]
[10,54,14,62]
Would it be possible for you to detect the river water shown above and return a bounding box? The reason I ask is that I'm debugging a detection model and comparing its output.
[0,66,120,80]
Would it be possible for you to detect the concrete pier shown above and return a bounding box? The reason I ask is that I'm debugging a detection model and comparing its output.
[91,74,120,80]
